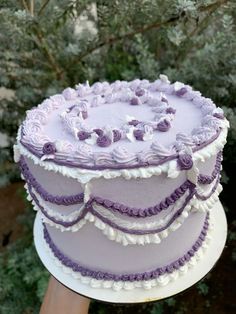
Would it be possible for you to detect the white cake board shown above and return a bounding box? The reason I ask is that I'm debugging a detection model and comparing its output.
[33,201,227,304]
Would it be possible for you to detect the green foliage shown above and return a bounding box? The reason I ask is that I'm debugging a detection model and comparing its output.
[0,0,235,186]
[196,281,209,296]
[150,297,176,314]
[0,207,49,314]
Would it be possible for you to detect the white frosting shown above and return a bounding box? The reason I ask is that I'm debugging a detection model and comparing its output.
[42,213,213,291]
[24,178,221,245]
[91,196,187,231]
[24,184,83,222]
[192,184,222,212]
[16,125,227,184]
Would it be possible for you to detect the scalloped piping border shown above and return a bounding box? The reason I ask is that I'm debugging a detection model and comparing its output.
[41,212,212,291]
[21,154,194,218]
[19,156,84,205]
[20,153,221,218]
[32,182,221,246]
[15,125,228,184]
[26,182,190,230]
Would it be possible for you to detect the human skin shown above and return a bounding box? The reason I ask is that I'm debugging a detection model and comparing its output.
[40,276,91,314]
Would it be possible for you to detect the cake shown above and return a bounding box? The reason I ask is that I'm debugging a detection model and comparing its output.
[14,75,229,291]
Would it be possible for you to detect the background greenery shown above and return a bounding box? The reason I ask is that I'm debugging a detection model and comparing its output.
[0,0,235,313]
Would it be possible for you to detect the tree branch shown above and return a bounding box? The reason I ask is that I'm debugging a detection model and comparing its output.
[20,0,64,81]
[33,27,64,80]
[30,0,34,16]
[176,0,229,65]
[73,16,180,64]
[71,0,229,64]
[21,0,29,11]
[38,0,51,16]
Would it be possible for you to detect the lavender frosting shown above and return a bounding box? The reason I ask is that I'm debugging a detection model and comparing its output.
[20,152,221,233]
[42,212,210,282]
[92,180,195,218]
[198,151,222,184]
[18,76,228,170]
[19,157,84,205]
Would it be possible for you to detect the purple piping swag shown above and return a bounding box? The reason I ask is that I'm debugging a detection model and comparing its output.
[28,185,87,227]
[20,152,222,224]
[91,180,195,218]
[198,151,222,184]
[28,181,195,233]
[19,157,84,205]
[195,175,220,201]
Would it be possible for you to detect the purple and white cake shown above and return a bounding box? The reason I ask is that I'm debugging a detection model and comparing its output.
[14,75,229,291]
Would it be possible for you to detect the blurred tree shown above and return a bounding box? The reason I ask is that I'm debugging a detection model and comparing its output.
[0,0,235,186]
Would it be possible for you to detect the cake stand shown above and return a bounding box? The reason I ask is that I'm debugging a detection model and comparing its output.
[33,201,227,304]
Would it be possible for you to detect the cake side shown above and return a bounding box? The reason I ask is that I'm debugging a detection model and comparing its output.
[14,75,229,291]
[42,211,212,291]
[19,147,222,246]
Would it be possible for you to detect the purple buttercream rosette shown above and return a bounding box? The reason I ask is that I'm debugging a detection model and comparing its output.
[156,119,171,132]
[42,142,56,155]
[78,131,91,140]
[128,119,140,126]
[133,129,144,141]
[176,87,187,97]
[112,129,122,142]
[135,88,145,97]
[97,135,112,147]
[93,128,104,136]
[166,107,176,114]
[130,97,141,106]
[177,153,193,170]
[213,112,224,120]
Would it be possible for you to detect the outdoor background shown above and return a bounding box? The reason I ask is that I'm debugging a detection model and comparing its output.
[0,1,236,313]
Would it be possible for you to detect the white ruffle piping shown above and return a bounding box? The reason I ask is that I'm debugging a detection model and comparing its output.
[16,125,228,184]
[191,184,222,212]
[24,183,84,222]
[42,217,213,291]
[28,182,188,229]
[26,180,221,246]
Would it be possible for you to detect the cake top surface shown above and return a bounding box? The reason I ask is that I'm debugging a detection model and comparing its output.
[18,75,228,170]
